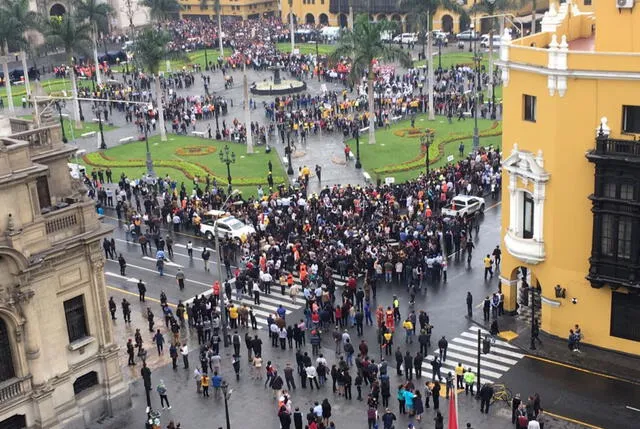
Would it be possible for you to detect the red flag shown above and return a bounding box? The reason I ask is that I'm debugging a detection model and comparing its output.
[448,387,458,429]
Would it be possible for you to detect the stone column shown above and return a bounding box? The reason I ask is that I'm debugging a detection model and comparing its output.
[89,255,112,347]
[500,276,518,313]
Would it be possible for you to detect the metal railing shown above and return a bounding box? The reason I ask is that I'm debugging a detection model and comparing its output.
[595,137,640,157]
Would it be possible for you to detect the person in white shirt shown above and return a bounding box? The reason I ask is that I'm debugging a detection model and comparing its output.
[305,365,320,390]
[180,344,189,369]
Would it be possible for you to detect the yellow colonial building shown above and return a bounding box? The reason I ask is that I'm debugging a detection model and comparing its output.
[179,0,279,20]
[497,0,640,355]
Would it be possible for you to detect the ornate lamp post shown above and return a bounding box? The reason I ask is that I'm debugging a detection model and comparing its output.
[437,38,443,71]
[421,129,435,175]
[353,127,362,169]
[221,381,232,429]
[143,105,156,177]
[93,104,106,150]
[486,0,497,120]
[219,144,236,193]
[286,136,294,175]
[472,37,482,152]
[55,100,68,143]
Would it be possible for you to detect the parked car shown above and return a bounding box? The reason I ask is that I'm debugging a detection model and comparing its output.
[480,34,502,48]
[441,195,486,217]
[456,29,479,41]
[393,33,418,44]
[432,31,449,46]
[201,215,256,241]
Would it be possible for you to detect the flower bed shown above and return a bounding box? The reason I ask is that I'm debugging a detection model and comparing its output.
[393,127,436,139]
[175,145,217,156]
[373,122,502,175]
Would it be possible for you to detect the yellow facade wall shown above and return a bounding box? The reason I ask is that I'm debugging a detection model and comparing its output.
[179,0,278,20]
[595,2,640,52]
[500,45,640,355]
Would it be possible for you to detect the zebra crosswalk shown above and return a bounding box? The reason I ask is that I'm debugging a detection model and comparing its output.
[421,326,525,384]
[183,272,350,329]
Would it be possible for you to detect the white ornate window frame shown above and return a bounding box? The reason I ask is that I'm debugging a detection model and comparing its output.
[503,144,550,264]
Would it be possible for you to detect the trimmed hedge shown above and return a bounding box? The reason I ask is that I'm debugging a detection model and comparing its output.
[82,152,285,186]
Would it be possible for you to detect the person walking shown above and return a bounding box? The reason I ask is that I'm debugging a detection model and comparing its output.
[156,380,171,409]
[432,382,441,410]
[176,269,185,291]
[201,373,210,397]
[466,292,473,318]
[152,330,164,355]
[404,351,414,381]
[202,247,211,272]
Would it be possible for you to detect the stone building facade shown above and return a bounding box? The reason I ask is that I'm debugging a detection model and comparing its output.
[0,112,129,428]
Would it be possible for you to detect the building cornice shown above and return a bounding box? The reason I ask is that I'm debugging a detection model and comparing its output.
[496,60,640,81]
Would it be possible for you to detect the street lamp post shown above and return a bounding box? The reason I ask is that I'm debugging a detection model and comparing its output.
[286,138,294,175]
[420,129,434,175]
[93,104,106,150]
[222,381,232,429]
[353,127,362,169]
[204,45,209,71]
[486,0,497,120]
[215,108,220,132]
[437,39,442,71]
[219,144,236,193]
[55,101,68,143]
[530,287,537,350]
[472,37,482,153]
[468,23,474,52]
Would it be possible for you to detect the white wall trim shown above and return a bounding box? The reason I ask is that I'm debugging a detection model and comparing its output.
[496,60,640,81]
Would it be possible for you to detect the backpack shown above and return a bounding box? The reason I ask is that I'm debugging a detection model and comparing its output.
[517,415,528,428]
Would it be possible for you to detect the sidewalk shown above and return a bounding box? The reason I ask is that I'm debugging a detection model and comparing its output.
[472,313,640,384]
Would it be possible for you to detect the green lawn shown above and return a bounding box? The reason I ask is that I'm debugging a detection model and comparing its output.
[159,48,234,73]
[79,135,287,197]
[414,51,498,70]
[348,114,502,183]
[21,114,116,136]
[0,78,74,107]
[276,42,336,56]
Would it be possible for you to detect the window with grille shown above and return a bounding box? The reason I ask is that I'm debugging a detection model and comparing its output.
[73,371,99,395]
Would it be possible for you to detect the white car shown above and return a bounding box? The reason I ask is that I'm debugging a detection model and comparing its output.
[480,34,501,49]
[201,216,255,241]
[441,195,486,217]
[393,33,418,44]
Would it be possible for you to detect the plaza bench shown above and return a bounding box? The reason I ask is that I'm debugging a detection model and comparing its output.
[359,126,369,134]
[348,151,355,160]
[192,131,206,138]
[363,171,371,183]
[463,111,472,118]
[282,156,289,165]
[119,136,134,144]
[391,116,402,124]
[81,131,96,137]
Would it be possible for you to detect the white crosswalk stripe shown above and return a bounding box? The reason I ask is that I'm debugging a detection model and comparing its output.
[421,326,525,384]
[183,273,348,330]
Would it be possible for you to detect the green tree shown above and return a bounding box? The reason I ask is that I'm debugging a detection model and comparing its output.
[134,28,171,141]
[140,0,181,24]
[331,14,412,145]
[42,13,93,129]
[0,0,38,114]
[75,0,113,85]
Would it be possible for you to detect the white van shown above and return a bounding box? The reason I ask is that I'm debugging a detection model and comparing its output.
[480,34,501,49]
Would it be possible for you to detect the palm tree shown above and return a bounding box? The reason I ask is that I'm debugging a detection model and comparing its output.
[332,14,412,145]
[42,13,93,129]
[75,0,113,85]
[400,0,465,120]
[135,28,171,141]
[139,0,181,24]
[0,0,38,114]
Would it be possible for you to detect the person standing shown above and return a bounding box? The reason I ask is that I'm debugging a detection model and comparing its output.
[118,254,127,276]
[404,351,414,381]
[464,368,476,396]
[126,339,135,365]
[479,383,494,414]
[202,247,211,272]
[432,382,441,410]
[156,380,171,409]
[466,292,473,318]
[483,296,491,321]
[438,336,448,362]
[108,297,117,320]
[315,165,322,182]
[201,373,210,397]
[180,343,189,369]
[483,254,493,280]
[169,343,178,370]
[186,240,193,258]
[121,299,131,323]
[455,363,465,389]
[138,280,147,302]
